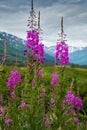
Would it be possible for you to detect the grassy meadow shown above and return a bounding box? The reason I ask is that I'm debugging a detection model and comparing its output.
[0,64,87,130]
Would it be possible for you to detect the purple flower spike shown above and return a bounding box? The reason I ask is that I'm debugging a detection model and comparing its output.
[26,30,39,48]
[26,29,45,64]
[51,73,59,87]
[74,117,79,124]
[55,40,69,65]
[63,91,83,111]
[50,98,55,105]
[38,69,43,79]
[4,118,13,126]
[6,71,21,99]
[44,118,51,128]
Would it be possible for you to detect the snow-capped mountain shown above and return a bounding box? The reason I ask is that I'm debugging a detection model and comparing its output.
[44,46,55,57]
[69,46,85,53]
[44,45,87,65]
[0,31,87,65]
[0,32,54,64]
[45,45,85,55]
[0,31,26,45]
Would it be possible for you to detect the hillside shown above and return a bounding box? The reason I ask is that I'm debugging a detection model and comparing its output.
[0,32,87,65]
[0,32,54,65]
[69,47,87,65]
[45,45,87,65]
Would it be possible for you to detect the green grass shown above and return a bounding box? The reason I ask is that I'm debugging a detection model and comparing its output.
[0,65,87,130]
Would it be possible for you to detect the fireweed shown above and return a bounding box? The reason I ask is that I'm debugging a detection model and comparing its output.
[25,30,45,64]
[63,91,83,123]
[38,69,43,79]
[0,30,86,129]
[55,40,69,65]
[26,30,39,48]
[63,91,83,111]
[4,118,13,126]
[0,53,86,129]
[6,71,21,99]
[51,73,59,87]
[24,29,45,95]
[19,100,28,110]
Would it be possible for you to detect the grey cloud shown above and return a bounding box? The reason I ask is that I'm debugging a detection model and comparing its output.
[0,0,30,14]
[36,2,87,46]
[0,0,87,47]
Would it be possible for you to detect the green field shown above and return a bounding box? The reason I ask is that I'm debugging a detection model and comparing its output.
[0,65,87,130]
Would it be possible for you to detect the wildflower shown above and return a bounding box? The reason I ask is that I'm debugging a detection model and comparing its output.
[32,43,45,64]
[50,98,55,105]
[44,118,51,127]
[23,102,28,108]
[11,71,21,84]
[38,69,43,79]
[63,91,83,111]
[51,73,59,87]
[0,106,4,116]
[7,77,15,88]
[10,91,15,99]
[55,40,69,65]
[64,91,75,105]
[19,100,28,110]
[41,92,46,97]
[74,117,79,124]
[32,78,35,87]
[6,71,21,99]
[74,96,83,111]
[26,30,39,48]
[4,118,13,126]
[26,30,45,64]
[7,71,21,88]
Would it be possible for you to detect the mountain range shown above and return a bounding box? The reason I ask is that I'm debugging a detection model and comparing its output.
[45,46,87,65]
[0,32,87,65]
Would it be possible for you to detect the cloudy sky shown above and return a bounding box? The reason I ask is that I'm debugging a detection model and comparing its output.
[0,0,87,47]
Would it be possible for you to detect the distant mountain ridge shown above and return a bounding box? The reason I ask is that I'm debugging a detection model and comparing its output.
[0,32,87,65]
[0,32,54,64]
[45,45,87,65]
[0,31,26,44]
[45,45,85,55]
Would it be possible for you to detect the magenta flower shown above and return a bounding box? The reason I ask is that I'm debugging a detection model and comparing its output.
[10,91,15,99]
[20,100,28,109]
[41,92,46,97]
[50,98,55,105]
[55,40,69,65]
[44,118,51,127]
[51,73,59,87]
[32,43,45,64]
[23,103,28,108]
[6,71,21,99]
[38,69,43,79]
[32,78,35,87]
[7,77,15,88]
[11,71,21,84]
[63,91,83,111]
[74,117,79,124]
[7,71,21,87]
[26,30,45,64]
[4,118,13,126]
[65,91,75,105]
[0,106,4,116]
[26,30,39,48]
[74,96,83,110]
[7,71,21,89]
